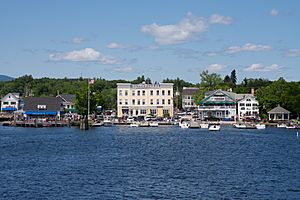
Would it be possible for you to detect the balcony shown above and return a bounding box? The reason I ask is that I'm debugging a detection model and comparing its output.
[198,105,236,110]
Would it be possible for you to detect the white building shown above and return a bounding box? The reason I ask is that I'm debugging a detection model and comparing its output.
[117,82,174,118]
[182,87,199,111]
[0,93,21,112]
[236,94,259,120]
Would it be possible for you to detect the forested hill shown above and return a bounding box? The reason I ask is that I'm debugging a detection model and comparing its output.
[0,75,14,82]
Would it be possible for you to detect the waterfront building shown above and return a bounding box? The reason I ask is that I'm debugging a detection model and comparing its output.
[268,105,290,121]
[0,93,22,112]
[56,94,76,113]
[23,97,64,119]
[198,90,237,120]
[236,94,259,120]
[117,82,174,118]
[181,87,199,111]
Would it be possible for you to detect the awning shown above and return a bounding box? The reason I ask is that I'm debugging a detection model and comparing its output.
[1,107,17,111]
[199,101,236,105]
[25,111,58,115]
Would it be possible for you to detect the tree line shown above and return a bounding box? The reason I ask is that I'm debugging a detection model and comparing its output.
[0,72,299,118]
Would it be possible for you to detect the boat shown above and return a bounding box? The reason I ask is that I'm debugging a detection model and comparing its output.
[286,125,296,129]
[255,124,266,129]
[189,121,200,129]
[130,122,140,127]
[139,122,149,127]
[149,122,159,127]
[233,123,247,129]
[92,121,104,127]
[277,123,286,128]
[209,125,220,131]
[199,123,209,129]
[179,122,190,129]
[103,118,113,126]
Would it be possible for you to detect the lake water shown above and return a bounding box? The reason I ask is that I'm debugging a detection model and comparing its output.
[0,126,299,199]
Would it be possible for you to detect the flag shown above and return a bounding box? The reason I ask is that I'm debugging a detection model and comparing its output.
[89,79,94,85]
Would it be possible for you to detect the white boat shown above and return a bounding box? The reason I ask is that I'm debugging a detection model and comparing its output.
[209,125,220,131]
[277,123,286,128]
[255,124,266,129]
[199,123,209,129]
[286,125,296,129]
[103,119,113,126]
[92,121,104,127]
[130,122,140,127]
[149,122,159,127]
[179,122,190,129]
[233,123,247,129]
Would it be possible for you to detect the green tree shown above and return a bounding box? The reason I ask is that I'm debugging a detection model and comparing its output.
[200,70,223,90]
[230,69,237,87]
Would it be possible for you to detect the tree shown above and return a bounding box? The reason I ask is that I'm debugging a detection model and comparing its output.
[200,70,223,90]
[230,69,237,87]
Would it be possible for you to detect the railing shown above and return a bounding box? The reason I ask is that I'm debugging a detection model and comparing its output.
[198,106,236,110]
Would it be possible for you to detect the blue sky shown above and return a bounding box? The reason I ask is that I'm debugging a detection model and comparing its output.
[0,0,300,83]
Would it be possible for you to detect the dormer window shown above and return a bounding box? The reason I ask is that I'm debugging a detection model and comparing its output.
[37,105,47,110]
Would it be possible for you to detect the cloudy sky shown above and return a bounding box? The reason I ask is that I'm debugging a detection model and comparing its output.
[0,0,299,83]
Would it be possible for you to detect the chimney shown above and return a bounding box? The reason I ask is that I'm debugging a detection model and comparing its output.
[251,88,255,95]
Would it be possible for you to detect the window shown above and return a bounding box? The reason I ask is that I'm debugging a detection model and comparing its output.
[132,90,135,96]
[253,103,258,106]
[241,107,245,110]
[163,109,169,115]
[11,102,16,105]
[137,100,140,105]
[125,90,128,96]
[162,90,165,95]
[137,91,140,96]
[246,99,251,101]
[3,102,9,105]
[150,99,153,105]
[142,99,146,105]
[156,90,159,95]
[168,99,171,105]
[240,103,245,106]
[119,99,122,105]
[162,99,165,105]
[132,99,135,105]
[140,110,147,115]
[125,99,128,105]
[150,90,153,95]
[119,90,122,96]
[168,90,171,96]
[246,103,251,107]
[37,105,47,110]
[150,109,157,115]
[156,99,159,105]
[142,90,145,96]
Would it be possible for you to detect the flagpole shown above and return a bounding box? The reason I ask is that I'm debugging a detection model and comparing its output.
[87,79,90,120]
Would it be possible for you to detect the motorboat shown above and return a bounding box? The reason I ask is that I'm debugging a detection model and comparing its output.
[199,123,209,129]
[179,122,190,129]
[130,122,140,127]
[103,118,113,126]
[255,124,266,129]
[149,122,159,127]
[139,121,149,127]
[286,125,296,129]
[277,123,286,128]
[233,123,247,129]
[92,121,104,127]
[209,125,220,131]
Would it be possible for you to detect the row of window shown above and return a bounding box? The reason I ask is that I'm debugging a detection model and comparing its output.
[2,101,17,105]
[127,109,169,116]
[119,89,172,96]
[240,103,258,107]
[119,99,172,105]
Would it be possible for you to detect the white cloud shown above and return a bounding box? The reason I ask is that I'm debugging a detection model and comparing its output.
[206,64,227,72]
[106,42,129,49]
[209,14,233,25]
[285,49,300,57]
[224,43,272,54]
[48,48,119,64]
[141,12,208,45]
[72,37,85,44]
[243,64,281,72]
[205,51,218,57]
[270,9,279,16]
[112,66,134,73]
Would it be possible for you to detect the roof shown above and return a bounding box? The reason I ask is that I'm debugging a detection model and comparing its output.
[23,97,63,112]
[268,105,290,114]
[1,93,20,101]
[201,89,236,104]
[182,87,199,95]
[57,94,76,103]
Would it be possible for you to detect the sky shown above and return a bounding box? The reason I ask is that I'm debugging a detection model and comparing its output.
[0,0,300,83]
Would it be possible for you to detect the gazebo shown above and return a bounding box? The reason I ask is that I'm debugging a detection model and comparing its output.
[268,105,290,121]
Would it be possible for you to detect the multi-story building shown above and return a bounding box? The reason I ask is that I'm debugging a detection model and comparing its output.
[236,94,259,120]
[0,93,22,112]
[117,82,174,118]
[198,89,259,121]
[181,87,199,111]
